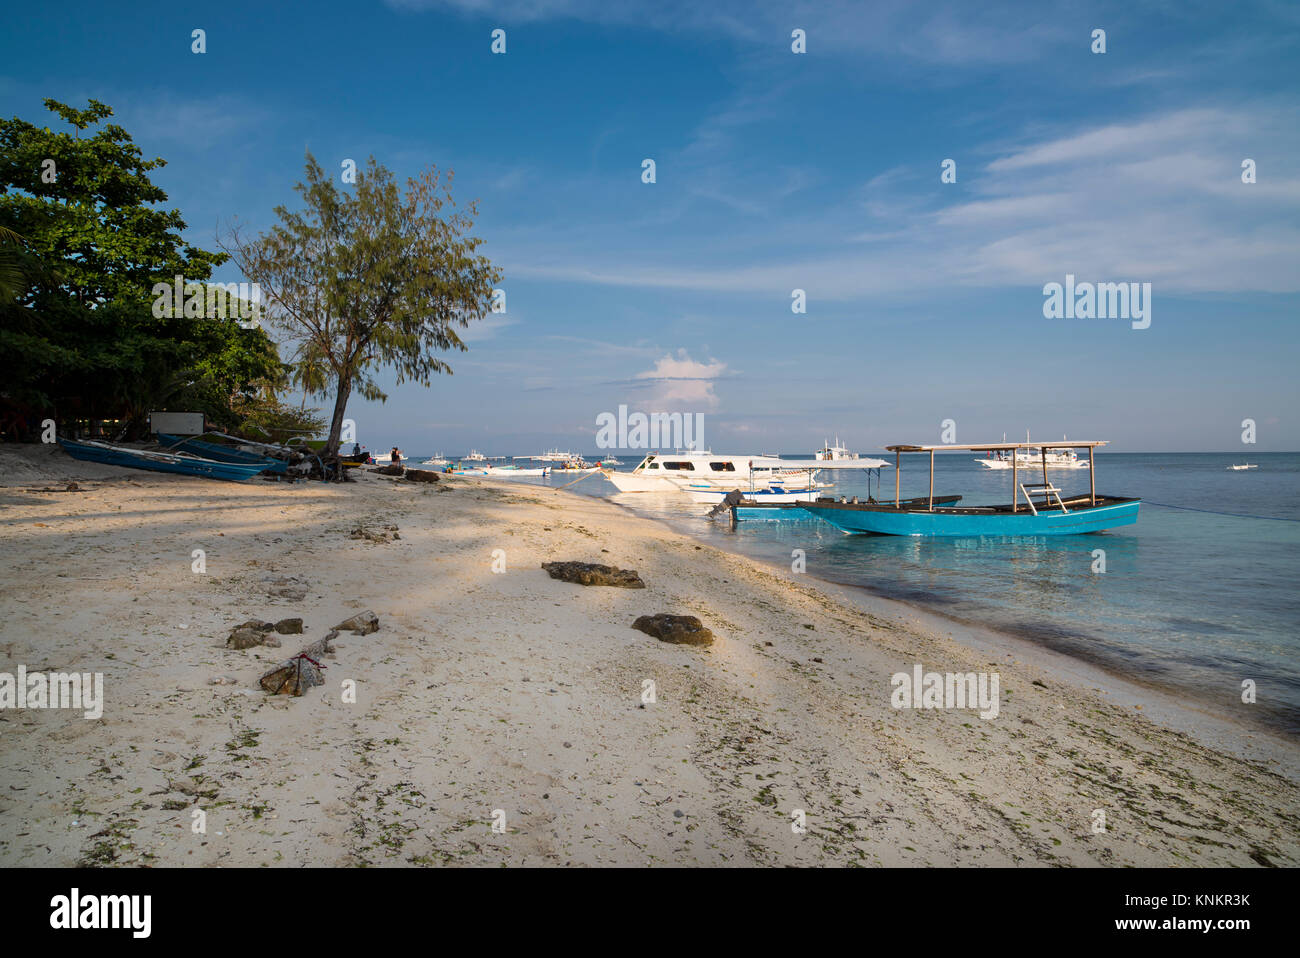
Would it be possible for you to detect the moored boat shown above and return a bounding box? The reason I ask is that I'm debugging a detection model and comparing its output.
[802,439,1138,536]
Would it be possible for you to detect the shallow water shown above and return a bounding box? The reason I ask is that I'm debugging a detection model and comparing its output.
[443,452,1300,736]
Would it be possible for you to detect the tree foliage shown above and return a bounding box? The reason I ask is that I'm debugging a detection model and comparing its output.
[0,99,285,438]
[223,153,502,456]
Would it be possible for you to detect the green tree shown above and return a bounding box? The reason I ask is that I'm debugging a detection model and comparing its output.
[223,153,502,457]
[0,98,281,436]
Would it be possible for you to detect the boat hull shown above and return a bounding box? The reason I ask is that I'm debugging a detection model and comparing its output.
[58,439,270,482]
[157,434,286,473]
[732,495,961,520]
[802,497,1140,536]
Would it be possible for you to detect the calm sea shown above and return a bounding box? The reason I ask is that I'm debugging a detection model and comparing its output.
[438,452,1300,736]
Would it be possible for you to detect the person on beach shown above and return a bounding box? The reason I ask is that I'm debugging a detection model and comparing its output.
[391,447,402,465]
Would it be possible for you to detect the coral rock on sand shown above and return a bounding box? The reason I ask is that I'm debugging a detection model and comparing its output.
[542,561,646,589]
[370,464,405,476]
[404,468,440,483]
[227,627,269,650]
[333,611,379,635]
[259,632,337,696]
[632,614,714,646]
[273,617,304,634]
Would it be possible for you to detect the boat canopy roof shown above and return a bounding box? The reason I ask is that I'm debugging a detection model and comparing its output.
[639,454,894,470]
[640,452,891,470]
[885,441,1108,453]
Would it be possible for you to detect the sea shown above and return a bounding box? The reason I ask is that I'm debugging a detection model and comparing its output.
[425,452,1300,736]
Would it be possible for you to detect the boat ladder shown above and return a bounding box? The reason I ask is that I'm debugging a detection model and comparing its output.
[1018,482,1068,515]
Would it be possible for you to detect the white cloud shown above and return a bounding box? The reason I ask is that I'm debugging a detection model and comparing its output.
[634,350,727,408]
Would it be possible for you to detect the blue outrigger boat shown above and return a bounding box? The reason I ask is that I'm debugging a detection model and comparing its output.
[801,439,1139,537]
[58,438,273,482]
[157,433,288,473]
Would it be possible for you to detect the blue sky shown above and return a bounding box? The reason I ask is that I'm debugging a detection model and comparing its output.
[3,0,1298,453]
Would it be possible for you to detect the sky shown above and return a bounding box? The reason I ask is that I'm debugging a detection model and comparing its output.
[3,0,1298,454]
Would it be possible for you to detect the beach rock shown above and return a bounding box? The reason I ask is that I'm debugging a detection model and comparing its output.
[259,634,336,696]
[404,468,440,483]
[263,634,282,647]
[236,619,275,633]
[333,611,379,635]
[227,628,268,650]
[370,464,405,476]
[632,614,714,646]
[273,617,303,634]
[542,561,646,589]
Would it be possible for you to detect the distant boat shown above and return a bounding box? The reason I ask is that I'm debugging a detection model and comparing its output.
[977,431,1088,470]
[599,455,621,466]
[814,436,859,461]
[422,453,450,466]
[534,449,578,462]
[59,438,272,482]
[488,464,551,477]
[1227,463,1258,471]
[464,450,487,462]
[804,438,1139,536]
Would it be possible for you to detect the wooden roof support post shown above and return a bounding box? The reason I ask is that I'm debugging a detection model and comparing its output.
[895,449,900,506]
[1012,454,1018,513]
[1089,445,1096,506]
[929,449,935,511]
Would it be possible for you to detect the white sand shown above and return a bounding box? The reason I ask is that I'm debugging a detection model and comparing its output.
[0,444,1296,866]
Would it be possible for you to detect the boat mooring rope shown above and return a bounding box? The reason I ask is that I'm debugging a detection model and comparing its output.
[1143,501,1300,522]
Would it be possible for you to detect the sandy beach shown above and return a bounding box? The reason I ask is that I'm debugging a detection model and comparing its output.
[0,443,1297,867]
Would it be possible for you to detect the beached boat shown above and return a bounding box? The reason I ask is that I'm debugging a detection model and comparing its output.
[157,434,287,473]
[489,464,551,477]
[1227,463,1258,471]
[58,438,271,482]
[803,440,1138,536]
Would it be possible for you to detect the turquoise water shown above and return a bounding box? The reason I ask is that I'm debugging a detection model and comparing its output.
[439,452,1300,735]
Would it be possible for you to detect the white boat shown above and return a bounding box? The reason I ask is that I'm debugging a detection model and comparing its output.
[491,464,551,477]
[599,455,621,466]
[421,453,450,466]
[534,448,579,462]
[815,436,859,460]
[1227,463,1258,471]
[463,449,487,462]
[976,432,1089,470]
[685,485,820,505]
[603,452,889,493]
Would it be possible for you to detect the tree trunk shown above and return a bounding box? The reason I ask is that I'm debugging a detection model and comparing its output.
[325,370,352,458]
